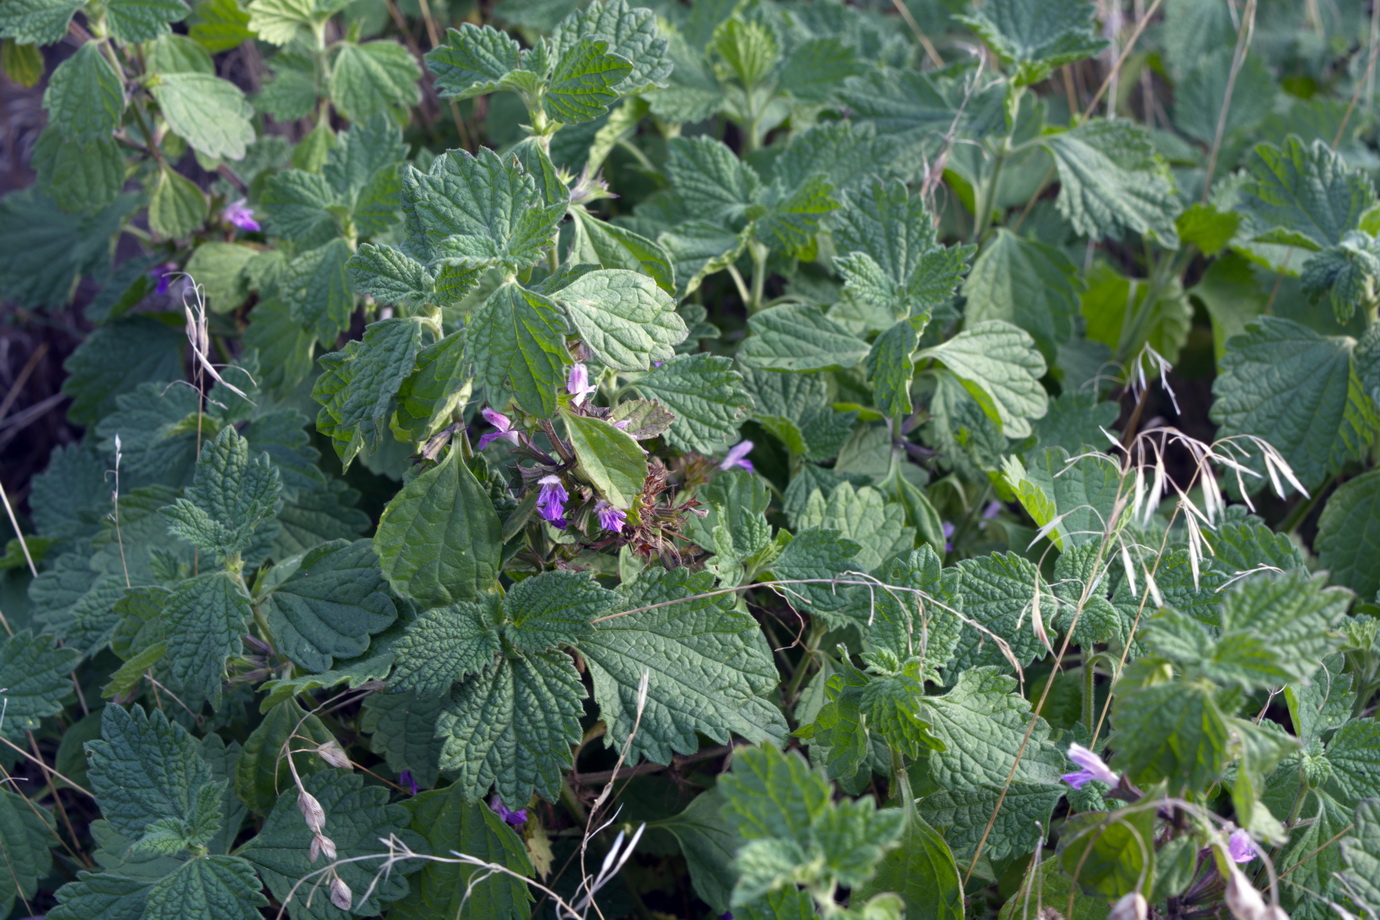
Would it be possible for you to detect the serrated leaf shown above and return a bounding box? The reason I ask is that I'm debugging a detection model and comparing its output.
[33,128,125,214]
[1240,136,1374,250]
[245,0,323,45]
[796,482,911,574]
[188,0,254,52]
[233,698,335,814]
[260,540,398,672]
[260,170,338,246]
[778,36,863,102]
[544,37,632,125]
[0,629,77,742]
[392,330,468,442]
[632,354,753,454]
[582,567,788,764]
[506,569,614,652]
[1043,119,1180,247]
[963,229,1081,359]
[436,651,584,802]
[151,72,254,160]
[1113,679,1230,792]
[1211,317,1377,491]
[769,528,863,617]
[947,551,1049,673]
[918,321,1047,438]
[144,855,266,920]
[851,811,963,920]
[1081,261,1193,364]
[161,426,283,561]
[467,282,569,418]
[1316,469,1380,601]
[571,209,675,294]
[0,187,139,309]
[0,0,83,44]
[0,788,56,917]
[43,43,124,143]
[866,319,920,417]
[753,174,838,260]
[655,789,739,913]
[398,784,533,920]
[548,0,670,95]
[563,412,648,509]
[346,244,433,306]
[312,317,426,468]
[360,691,444,789]
[740,366,855,463]
[184,242,256,314]
[282,239,354,346]
[162,572,254,709]
[87,705,217,843]
[374,447,502,607]
[738,304,870,372]
[1340,798,1380,910]
[329,40,420,122]
[107,0,189,42]
[1,38,44,87]
[389,599,499,695]
[607,399,674,440]
[552,268,686,370]
[425,22,523,98]
[62,316,187,426]
[958,0,1107,86]
[238,771,415,920]
[666,135,759,219]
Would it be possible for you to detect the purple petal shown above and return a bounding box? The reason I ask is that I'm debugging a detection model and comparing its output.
[224,199,261,232]
[1065,744,1117,785]
[1061,769,1095,790]
[595,500,627,533]
[536,475,568,527]
[398,770,418,796]
[1228,828,1255,863]
[719,440,754,470]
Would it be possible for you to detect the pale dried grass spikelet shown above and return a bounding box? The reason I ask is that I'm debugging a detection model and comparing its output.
[176,274,255,404]
[297,789,326,835]
[315,740,351,770]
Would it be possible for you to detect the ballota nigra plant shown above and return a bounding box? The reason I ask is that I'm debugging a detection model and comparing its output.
[2,0,1380,918]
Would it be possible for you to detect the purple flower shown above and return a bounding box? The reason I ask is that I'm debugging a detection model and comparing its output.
[223,198,260,232]
[942,520,956,552]
[536,474,568,527]
[718,440,754,472]
[594,500,627,533]
[1061,743,1118,790]
[150,262,177,295]
[398,770,418,796]
[477,407,520,449]
[1228,828,1255,863]
[567,363,598,406]
[982,500,1002,520]
[489,795,528,827]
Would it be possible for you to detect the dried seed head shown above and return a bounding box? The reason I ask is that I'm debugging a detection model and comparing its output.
[316,740,351,770]
[329,875,353,910]
[309,833,337,863]
[298,790,326,835]
[1224,863,1269,920]
[1109,892,1147,920]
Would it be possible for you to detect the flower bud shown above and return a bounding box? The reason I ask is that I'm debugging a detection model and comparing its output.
[298,790,326,835]
[329,875,353,910]
[1109,892,1147,920]
[316,740,351,770]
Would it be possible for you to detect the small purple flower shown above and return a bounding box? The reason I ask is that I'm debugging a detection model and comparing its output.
[477,407,520,449]
[1061,743,1118,790]
[150,262,177,295]
[718,440,754,472]
[489,795,528,827]
[942,520,956,552]
[567,363,598,406]
[1228,828,1255,863]
[223,198,260,232]
[536,474,568,527]
[982,500,1002,520]
[398,770,418,796]
[594,500,627,533]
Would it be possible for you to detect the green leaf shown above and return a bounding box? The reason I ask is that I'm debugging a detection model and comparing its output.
[144,856,267,920]
[1301,232,1380,323]
[389,599,500,695]
[149,167,208,239]
[947,552,1049,673]
[467,282,570,418]
[392,331,468,443]
[43,43,124,143]
[238,771,415,920]
[1340,798,1380,911]
[246,0,325,45]
[374,447,502,607]
[1173,53,1273,146]
[1043,119,1181,247]
[346,244,433,307]
[563,412,648,509]
[1,38,45,86]
[1057,808,1157,899]
[398,784,533,920]
[740,366,855,463]
[425,22,523,98]
[1316,469,1380,600]
[655,789,739,913]
[0,788,56,918]
[33,129,125,214]
[329,40,420,122]
[866,319,921,418]
[151,72,255,160]
[283,239,355,346]
[769,528,863,619]
[797,482,911,574]
[1240,136,1374,250]
[710,16,778,89]
[957,0,1107,86]
[666,135,759,219]
[631,354,753,454]
[552,268,686,370]
[963,229,1081,359]
[0,629,77,743]
[738,304,870,372]
[161,426,283,561]
[312,317,426,468]
[407,148,565,270]
[0,188,138,309]
[1210,317,1377,491]
[833,179,975,320]
[234,699,335,813]
[506,569,614,652]
[435,651,585,802]
[778,37,863,103]
[1112,678,1230,792]
[184,242,257,313]
[162,572,254,709]
[753,174,838,261]
[0,0,83,44]
[259,540,399,672]
[851,812,963,920]
[361,692,444,789]
[917,668,1065,861]
[87,705,216,844]
[544,37,633,125]
[571,209,675,294]
[107,0,190,42]
[550,0,669,95]
[582,567,788,764]
[189,0,255,52]
[1080,261,1193,364]
[260,170,338,246]
[919,321,1047,438]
